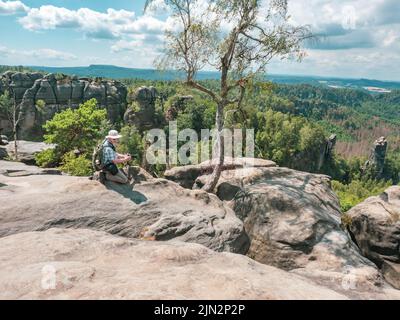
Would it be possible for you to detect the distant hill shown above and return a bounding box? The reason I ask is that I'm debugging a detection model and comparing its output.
[1,64,398,90]
[29,64,218,81]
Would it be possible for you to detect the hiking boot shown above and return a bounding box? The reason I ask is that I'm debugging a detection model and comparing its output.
[99,171,106,184]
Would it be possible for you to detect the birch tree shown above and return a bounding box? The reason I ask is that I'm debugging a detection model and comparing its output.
[0,90,23,160]
[145,0,312,192]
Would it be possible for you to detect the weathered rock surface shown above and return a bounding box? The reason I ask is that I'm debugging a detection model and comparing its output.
[165,157,276,189]
[0,228,351,300]
[6,140,55,164]
[195,166,385,295]
[124,86,158,130]
[364,136,388,179]
[1,161,400,299]
[0,72,127,139]
[0,160,61,176]
[347,186,400,288]
[0,162,248,254]
[0,147,7,160]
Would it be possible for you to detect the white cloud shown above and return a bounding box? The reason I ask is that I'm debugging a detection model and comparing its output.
[28,48,77,61]
[18,5,170,40]
[19,6,136,39]
[1,0,399,80]
[0,0,29,15]
[0,44,77,61]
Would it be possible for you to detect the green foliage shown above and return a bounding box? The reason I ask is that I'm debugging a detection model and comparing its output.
[43,98,107,154]
[36,99,108,176]
[332,179,392,212]
[0,65,35,73]
[175,97,215,133]
[35,99,46,113]
[118,125,144,165]
[255,109,326,172]
[34,148,60,168]
[60,151,93,176]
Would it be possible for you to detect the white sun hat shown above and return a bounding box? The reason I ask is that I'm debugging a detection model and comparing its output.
[106,130,122,139]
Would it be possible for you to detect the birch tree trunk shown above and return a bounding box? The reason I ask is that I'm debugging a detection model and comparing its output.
[202,102,225,192]
[13,103,18,161]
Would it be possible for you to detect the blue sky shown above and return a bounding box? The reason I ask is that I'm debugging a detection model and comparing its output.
[0,0,399,81]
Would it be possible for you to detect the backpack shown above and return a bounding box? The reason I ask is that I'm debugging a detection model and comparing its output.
[92,139,107,171]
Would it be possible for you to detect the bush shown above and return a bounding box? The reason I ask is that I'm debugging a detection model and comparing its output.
[255,109,326,172]
[332,179,392,212]
[43,98,107,155]
[35,148,60,168]
[60,151,93,176]
[36,99,108,175]
[118,125,144,165]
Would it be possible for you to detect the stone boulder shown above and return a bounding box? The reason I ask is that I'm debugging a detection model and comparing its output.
[0,228,352,300]
[165,157,276,189]
[6,140,55,164]
[197,166,383,294]
[347,186,400,288]
[0,163,248,254]
[0,72,127,139]
[364,137,388,179]
[124,86,158,130]
[0,160,61,176]
[0,147,7,160]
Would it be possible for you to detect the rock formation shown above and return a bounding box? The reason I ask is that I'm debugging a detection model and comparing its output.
[196,166,382,295]
[347,186,400,289]
[5,140,55,164]
[0,228,350,300]
[318,134,337,170]
[1,159,400,299]
[0,160,248,254]
[0,128,8,146]
[164,160,400,297]
[164,157,277,189]
[165,95,194,121]
[124,86,158,130]
[364,136,388,178]
[0,72,127,139]
[0,129,7,159]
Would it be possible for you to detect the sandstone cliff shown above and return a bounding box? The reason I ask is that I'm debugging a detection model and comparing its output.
[1,159,400,299]
[0,72,127,139]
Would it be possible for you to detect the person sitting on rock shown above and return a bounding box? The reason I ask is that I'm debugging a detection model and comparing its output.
[102,130,131,184]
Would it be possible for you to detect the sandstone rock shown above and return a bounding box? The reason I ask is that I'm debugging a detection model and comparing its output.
[0,134,9,145]
[0,167,248,254]
[55,82,72,102]
[347,186,400,288]
[1,72,43,101]
[0,147,7,159]
[0,160,61,176]
[165,157,276,189]
[124,86,158,130]
[197,166,383,293]
[84,82,106,103]
[36,79,58,104]
[0,72,127,139]
[318,134,337,170]
[0,228,351,300]
[364,137,388,179]
[6,140,55,164]
[382,261,400,290]
[70,79,85,102]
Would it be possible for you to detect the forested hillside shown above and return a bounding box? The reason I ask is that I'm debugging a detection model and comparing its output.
[1,68,399,210]
[118,78,400,210]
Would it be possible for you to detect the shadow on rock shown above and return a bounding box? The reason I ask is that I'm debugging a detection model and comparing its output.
[104,181,148,204]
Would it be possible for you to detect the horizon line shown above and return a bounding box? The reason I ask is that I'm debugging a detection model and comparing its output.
[3,64,399,84]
